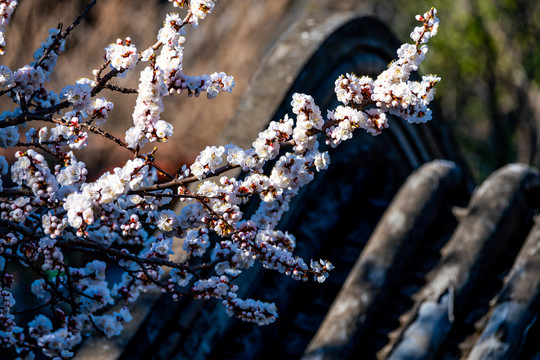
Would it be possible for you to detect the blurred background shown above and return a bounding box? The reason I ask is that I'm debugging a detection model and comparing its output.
[2,0,539,181]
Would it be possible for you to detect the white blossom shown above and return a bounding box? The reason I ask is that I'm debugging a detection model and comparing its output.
[60,78,93,110]
[105,38,138,74]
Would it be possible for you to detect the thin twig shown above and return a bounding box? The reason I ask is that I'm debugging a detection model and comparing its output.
[105,83,138,94]
[34,0,98,69]
[56,237,218,272]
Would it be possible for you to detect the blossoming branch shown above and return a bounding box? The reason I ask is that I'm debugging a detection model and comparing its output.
[0,1,439,358]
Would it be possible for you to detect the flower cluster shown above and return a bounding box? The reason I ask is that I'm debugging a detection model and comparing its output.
[105,38,138,75]
[371,8,440,124]
[0,2,440,359]
[125,5,232,149]
[60,79,92,110]
[125,65,170,148]
[0,0,18,55]
[224,298,278,326]
[63,157,151,230]
[11,150,58,202]
[0,287,18,347]
[189,0,216,27]
[169,71,235,99]
[12,65,46,96]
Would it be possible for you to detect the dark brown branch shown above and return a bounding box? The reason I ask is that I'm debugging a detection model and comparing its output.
[105,83,138,94]
[0,218,34,237]
[0,103,68,128]
[82,121,131,150]
[0,187,33,198]
[56,237,218,272]
[134,191,220,200]
[91,68,121,96]
[16,141,62,158]
[12,301,52,315]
